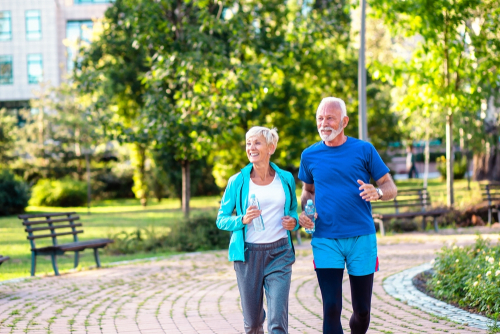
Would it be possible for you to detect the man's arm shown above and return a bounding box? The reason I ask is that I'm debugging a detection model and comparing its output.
[298,182,316,229]
[301,182,315,210]
[357,173,397,202]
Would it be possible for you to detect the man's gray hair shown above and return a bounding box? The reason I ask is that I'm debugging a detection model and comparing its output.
[246,126,279,147]
[316,97,347,119]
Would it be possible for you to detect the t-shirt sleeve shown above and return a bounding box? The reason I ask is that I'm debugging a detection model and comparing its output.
[298,154,314,184]
[368,144,390,181]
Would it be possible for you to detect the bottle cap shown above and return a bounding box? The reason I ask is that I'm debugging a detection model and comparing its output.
[250,194,256,198]
[307,199,313,205]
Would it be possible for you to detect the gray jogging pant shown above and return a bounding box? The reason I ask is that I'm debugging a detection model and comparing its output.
[234,237,295,334]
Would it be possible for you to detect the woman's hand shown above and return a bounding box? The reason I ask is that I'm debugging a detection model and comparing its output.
[243,205,262,225]
[281,216,297,231]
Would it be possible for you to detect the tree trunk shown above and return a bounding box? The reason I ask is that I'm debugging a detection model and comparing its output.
[131,143,148,207]
[423,138,430,188]
[182,159,190,218]
[446,114,454,207]
[85,153,91,215]
[473,141,500,182]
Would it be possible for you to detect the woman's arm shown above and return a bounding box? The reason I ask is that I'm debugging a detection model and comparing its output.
[287,174,300,231]
[216,177,246,232]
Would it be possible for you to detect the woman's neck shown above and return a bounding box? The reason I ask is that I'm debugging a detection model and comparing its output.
[251,161,274,182]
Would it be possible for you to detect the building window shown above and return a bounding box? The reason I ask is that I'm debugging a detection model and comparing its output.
[0,11,12,41]
[66,20,93,72]
[0,55,13,84]
[26,10,42,40]
[27,54,43,84]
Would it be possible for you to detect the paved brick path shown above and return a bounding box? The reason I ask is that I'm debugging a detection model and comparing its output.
[0,233,496,334]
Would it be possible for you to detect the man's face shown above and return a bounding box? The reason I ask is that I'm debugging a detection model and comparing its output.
[316,104,344,141]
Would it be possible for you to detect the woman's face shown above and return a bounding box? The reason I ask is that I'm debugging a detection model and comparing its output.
[246,135,274,164]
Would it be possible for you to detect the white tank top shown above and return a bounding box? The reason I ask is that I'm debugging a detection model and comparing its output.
[246,173,287,243]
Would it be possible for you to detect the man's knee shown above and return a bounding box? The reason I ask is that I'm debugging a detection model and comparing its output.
[354,304,370,319]
[324,299,342,318]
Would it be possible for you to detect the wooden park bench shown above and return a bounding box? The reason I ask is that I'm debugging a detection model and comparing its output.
[372,188,449,236]
[0,255,9,266]
[481,183,500,226]
[18,212,113,276]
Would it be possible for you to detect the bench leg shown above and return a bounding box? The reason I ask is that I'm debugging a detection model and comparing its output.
[380,220,385,237]
[74,251,79,269]
[50,254,60,276]
[93,248,101,268]
[422,217,427,231]
[30,252,36,277]
[497,208,500,225]
[488,207,492,226]
[433,216,439,232]
[296,230,302,246]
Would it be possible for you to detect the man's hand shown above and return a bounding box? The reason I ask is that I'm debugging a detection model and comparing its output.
[281,216,297,231]
[242,205,262,225]
[357,180,379,202]
[298,211,316,229]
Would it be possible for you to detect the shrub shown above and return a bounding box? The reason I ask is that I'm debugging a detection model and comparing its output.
[0,169,30,216]
[436,155,468,180]
[388,219,419,232]
[30,177,87,207]
[167,214,229,252]
[106,227,169,255]
[105,213,229,254]
[429,237,500,318]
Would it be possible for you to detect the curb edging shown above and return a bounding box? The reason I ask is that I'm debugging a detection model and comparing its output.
[383,262,493,330]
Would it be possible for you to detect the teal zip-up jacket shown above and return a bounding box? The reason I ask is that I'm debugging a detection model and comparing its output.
[216,162,300,262]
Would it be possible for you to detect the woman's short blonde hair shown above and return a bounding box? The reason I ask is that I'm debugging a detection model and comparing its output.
[246,126,279,147]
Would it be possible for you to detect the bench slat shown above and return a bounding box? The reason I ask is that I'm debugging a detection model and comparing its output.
[33,239,114,252]
[18,212,77,219]
[25,223,83,232]
[374,209,449,220]
[27,230,83,240]
[372,203,431,209]
[22,216,80,226]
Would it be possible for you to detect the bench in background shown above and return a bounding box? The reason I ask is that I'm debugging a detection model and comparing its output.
[481,183,500,226]
[372,188,449,236]
[18,212,113,276]
[0,255,9,266]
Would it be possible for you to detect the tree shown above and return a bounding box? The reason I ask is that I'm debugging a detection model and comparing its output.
[371,0,500,205]
[211,0,400,188]
[12,83,102,184]
[76,1,155,206]
[78,0,261,216]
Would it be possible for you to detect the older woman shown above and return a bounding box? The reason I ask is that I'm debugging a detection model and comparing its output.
[216,126,299,334]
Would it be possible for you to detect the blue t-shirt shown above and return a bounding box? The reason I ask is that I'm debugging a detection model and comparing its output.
[298,137,390,239]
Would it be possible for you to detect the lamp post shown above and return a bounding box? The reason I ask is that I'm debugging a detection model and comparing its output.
[358,0,368,141]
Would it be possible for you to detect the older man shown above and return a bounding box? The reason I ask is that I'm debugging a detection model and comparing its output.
[298,97,397,334]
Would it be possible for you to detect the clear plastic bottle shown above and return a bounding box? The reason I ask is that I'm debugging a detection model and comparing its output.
[304,199,316,234]
[249,194,265,232]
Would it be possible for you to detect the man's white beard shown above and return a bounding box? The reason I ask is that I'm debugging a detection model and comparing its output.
[318,120,344,142]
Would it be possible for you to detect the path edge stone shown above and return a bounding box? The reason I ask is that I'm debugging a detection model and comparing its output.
[383,262,493,330]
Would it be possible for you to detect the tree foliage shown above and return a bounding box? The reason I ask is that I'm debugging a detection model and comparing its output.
[371,0,500,181]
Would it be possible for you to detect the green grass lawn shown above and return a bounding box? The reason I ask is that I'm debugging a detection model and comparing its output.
[395,178,483,209]
[0,196,220,281]
[0,178,484,282]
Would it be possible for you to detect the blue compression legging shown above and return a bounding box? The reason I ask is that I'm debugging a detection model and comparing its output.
[315,269,374,334]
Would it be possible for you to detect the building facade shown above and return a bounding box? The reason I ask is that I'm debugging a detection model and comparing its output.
[0,0,111,109]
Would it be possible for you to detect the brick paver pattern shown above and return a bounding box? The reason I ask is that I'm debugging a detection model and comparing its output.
[0,234,492,334]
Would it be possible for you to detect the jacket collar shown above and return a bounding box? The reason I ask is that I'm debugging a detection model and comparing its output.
[241,162,282,179]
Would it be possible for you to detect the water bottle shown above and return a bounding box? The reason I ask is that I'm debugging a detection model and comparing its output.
[304,199,315,234]
[249,194,265,232]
